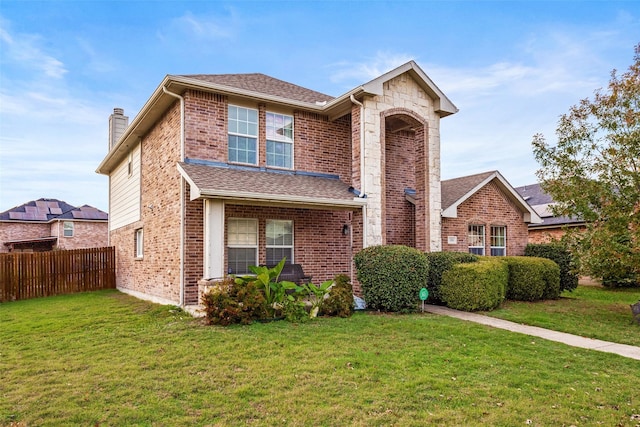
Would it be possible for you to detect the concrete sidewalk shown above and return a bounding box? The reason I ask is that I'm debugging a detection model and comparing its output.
[424,304,640,361]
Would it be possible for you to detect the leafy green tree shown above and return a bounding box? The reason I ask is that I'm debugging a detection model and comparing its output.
[532,44,640,287]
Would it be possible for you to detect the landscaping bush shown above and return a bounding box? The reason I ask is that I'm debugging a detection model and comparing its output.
[354,245,429,312]
[525,243,578,292]
[440,258,507,311]
[503,256,560,301]
[424,252,479,303]
[323,274,354,318]
[201,277,268,326]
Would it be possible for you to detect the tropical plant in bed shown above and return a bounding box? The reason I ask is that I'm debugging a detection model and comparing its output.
[300,279,333,317]
[234,257,301,318]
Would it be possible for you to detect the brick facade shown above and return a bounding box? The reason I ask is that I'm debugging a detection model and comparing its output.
[441,181,530,256]
[101,64,459,306]
[0,220,107,253]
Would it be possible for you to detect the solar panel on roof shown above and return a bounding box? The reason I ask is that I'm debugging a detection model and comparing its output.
[50,208,62,215]
[8,212,22,220]
[25,206,37,213]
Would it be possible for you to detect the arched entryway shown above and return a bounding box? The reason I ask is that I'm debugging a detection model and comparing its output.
[380,108,429,250]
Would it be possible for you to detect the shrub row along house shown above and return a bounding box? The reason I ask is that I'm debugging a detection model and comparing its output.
[0,199,108,253]
[97,61,541,307]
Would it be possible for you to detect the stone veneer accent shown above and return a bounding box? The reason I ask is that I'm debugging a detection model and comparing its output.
[360,74,441,251]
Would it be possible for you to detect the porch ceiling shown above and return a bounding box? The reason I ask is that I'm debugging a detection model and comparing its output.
[177,162,367,210]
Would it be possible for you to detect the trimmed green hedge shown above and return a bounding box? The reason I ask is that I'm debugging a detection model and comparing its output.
[354,245,429,312]
[503,256,561,301]
[440,258,507,311]
[424,252,479,303]
[524,243,578,292]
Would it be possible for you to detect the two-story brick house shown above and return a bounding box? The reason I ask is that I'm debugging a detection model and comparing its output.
[0,199,108,252]
[97,61,458,306]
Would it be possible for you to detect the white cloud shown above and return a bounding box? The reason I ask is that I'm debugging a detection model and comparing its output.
[328,51,415,85]
[0,19,67,79]
[161,10,236,41]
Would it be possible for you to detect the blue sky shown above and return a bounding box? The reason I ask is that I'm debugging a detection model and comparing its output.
[0,1,638,213]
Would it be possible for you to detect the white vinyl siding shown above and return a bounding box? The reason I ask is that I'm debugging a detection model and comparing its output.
[110,143,141,231]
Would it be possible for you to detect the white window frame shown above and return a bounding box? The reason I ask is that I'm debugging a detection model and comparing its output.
[468,224,485,255]
[266,112,294,169]
[227,218,258,274]
[63,221,74,238]
[266,220,294,266]
[135,228,143,258]
[490,226,506,256]
[228,105,259,165]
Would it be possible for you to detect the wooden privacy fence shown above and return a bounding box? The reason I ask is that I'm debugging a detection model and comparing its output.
[0,247,116,302]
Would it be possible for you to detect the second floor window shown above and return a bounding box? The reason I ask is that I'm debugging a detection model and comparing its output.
[63,221,74,237]
[228,105,258,165]
[266,112,293,169]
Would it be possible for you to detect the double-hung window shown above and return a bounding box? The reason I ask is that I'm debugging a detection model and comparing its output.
[490,226,506,256]
[228,105,258,165]
[266,112,293,169]
[468,224,485,255]
[266,220,293,266]
[227,218,258,274]
[63,221,74,237]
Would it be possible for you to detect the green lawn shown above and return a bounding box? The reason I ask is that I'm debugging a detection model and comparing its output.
[1,290,639,426]
[484,285,640,347]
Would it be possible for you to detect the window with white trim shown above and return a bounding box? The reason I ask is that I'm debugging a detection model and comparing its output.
[266,220,293,266]
[227,218,258,274]
[468,224,485,255]
[63,221,74,237]
[490,226,506,256]
[135,228,143,258]
[228,105,258,165]
[266,112,293,169]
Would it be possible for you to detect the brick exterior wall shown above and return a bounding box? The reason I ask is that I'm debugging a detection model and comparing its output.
[111,101,183,304]
[527,225,586,244]
[0,222,52,253]
[385,130,415,246]
[54,221,108,250]
[441,181,530,256]
[0,221,107,253]
[223,204,362,297]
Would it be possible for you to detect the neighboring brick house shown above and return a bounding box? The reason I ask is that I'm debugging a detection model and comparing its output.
[440,171,541,256]
[0,199,109,253]
[96,61,458,306]
[515,183,586,243]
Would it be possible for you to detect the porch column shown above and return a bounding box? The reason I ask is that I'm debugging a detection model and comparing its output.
[205,199,225,279]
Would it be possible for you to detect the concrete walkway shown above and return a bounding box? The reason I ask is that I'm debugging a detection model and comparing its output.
[423,305,640,361]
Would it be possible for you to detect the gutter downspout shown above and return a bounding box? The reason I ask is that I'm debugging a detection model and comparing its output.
[350,95,367,248]
[163,86,186,307]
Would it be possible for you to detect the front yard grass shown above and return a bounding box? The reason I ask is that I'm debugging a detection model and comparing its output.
[484,285,640,347]
[1,290,639,426]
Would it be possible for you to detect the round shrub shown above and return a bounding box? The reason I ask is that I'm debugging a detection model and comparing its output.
[525,243,578,292]
[354,245,429,312]
[201,277,268,325]
[323,274,354,318]
[440,258,507,311]
[503,256,561,301]
[424,252,479,303]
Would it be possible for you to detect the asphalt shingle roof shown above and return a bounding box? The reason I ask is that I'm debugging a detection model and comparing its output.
[441,171,496,211]
[178,162,362,207]
[180,73,335,104]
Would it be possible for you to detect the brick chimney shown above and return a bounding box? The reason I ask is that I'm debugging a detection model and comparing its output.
[108,108,129,150]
